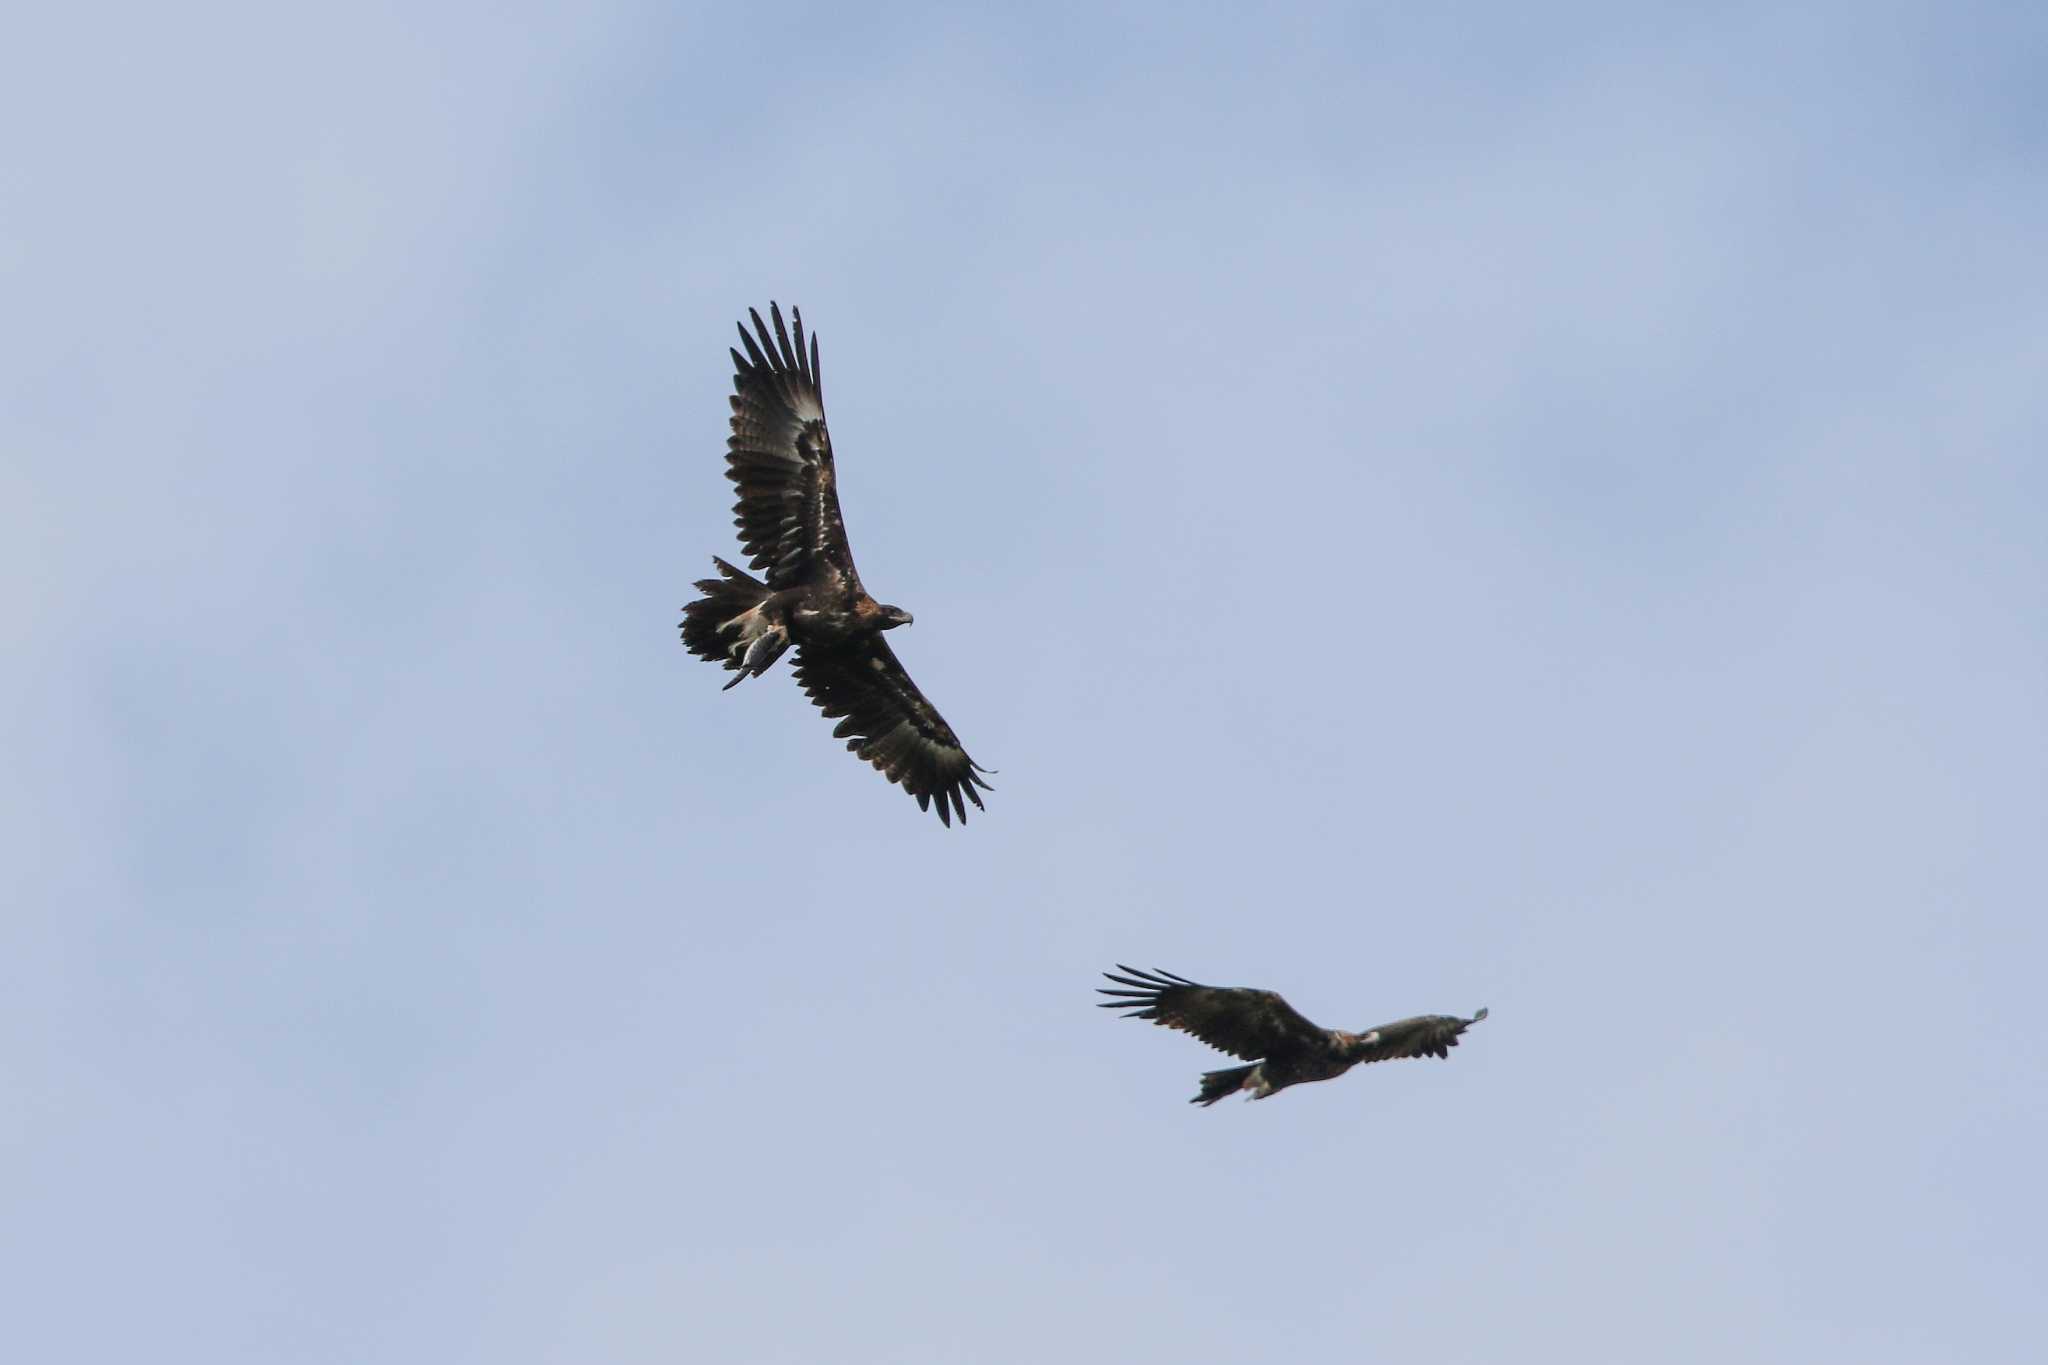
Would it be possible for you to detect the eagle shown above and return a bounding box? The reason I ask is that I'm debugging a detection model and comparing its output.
[1098,966,1487,1105]
[679,304,993,826]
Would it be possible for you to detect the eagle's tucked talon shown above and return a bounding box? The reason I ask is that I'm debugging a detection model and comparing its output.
[738,626,788,676]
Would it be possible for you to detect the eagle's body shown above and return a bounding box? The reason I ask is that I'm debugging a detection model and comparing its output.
[680,304,991,826]
[1098,966,1487,1105]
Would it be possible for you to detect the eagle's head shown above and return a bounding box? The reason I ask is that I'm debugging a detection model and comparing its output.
[878,605,914,630]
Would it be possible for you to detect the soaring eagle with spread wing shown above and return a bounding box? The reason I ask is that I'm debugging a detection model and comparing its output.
[680,304,992,825]
[1098,966,1487,1105]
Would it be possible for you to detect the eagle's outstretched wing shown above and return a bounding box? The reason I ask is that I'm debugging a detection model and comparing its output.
[1352,1008,1489,1064]
[791,638,993,826]
[1097,967,1329,1061]
[725,303,852,588]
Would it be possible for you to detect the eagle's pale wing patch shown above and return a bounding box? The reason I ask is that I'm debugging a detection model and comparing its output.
[1096,967,1327,1061]
[791,637,992,827]
[725,303,851,588]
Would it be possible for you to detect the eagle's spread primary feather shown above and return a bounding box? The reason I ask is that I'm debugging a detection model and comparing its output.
[680,304,992,826]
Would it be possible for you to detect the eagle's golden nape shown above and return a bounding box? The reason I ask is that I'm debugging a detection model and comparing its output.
[677,303,992,826]
[1098,965,1488,1106]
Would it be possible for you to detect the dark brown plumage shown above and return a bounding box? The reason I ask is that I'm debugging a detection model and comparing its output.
[1098,966,1487,1105]
[679,304,992,825]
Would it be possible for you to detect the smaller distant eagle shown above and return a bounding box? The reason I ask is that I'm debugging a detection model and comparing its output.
[1098,966,1487,1105]
[679,304,992,826]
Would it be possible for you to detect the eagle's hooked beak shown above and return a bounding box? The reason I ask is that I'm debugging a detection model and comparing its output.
[880,606,914,629]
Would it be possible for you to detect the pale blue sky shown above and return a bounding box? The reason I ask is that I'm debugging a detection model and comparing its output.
[5,3,2044,1361]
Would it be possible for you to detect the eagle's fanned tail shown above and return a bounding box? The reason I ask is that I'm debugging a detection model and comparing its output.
[1193,1065,1258,1106]
[679,557,785,687]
